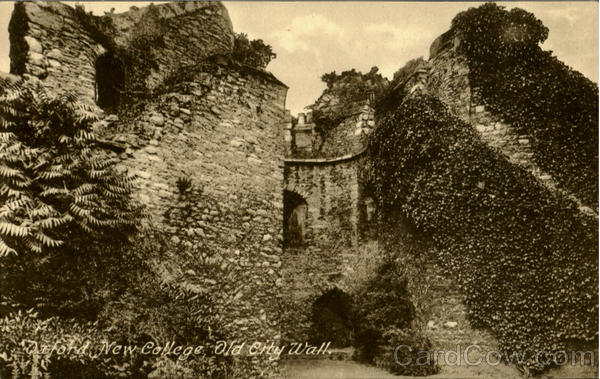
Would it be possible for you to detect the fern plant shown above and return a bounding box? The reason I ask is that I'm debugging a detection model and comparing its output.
[0,76,140,257]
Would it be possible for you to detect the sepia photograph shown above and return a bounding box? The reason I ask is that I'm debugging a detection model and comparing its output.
[0,1,597,378]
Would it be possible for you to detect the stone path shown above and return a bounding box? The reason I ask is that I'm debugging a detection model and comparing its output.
[280,359,401,379]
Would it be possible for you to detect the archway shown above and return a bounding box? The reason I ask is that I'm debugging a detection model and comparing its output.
[283,190,308,247]
[95,53,125,112]
[310,288,354,347]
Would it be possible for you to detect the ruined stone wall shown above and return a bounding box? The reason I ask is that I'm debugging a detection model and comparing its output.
[96,61,287,374]
[9,1,234,104]
[110,1,234,89]
[279,96,375,343]
[318,104,374,158]
[285,105,374,159]
[426,40,558,189]
[426,43,471,122]
[281,155,372,342]
[8,1,292,374]
[9,2,105,102]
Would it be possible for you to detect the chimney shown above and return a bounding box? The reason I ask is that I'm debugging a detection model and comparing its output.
[306,110,313,124]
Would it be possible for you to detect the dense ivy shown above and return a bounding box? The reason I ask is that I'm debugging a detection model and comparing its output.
[367,95,598,373]
[452,3,598,208]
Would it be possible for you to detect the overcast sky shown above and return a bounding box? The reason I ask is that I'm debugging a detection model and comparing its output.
[0,1,597,113]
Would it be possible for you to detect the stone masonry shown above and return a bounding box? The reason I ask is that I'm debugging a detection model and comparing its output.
[6,1,596,375]
[426,31,597,217]
[8,1,288,375]
[281,103,376,343]
[9,1,234,104]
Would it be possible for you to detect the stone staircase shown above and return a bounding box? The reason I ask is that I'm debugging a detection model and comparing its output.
[471,106,598,220]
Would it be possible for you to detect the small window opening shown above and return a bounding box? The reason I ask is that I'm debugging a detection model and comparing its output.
[283,190,308,247]
[95,52,124,112]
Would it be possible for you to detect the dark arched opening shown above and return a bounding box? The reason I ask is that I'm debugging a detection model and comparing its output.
[95,53,125,112]
[283,190,308,247]
[310,288,354,347]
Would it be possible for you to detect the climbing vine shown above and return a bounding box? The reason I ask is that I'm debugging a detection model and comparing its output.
[452,3,598,208]
[367,94,598,373]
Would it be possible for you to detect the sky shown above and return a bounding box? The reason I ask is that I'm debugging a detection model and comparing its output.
[0,1,597,114]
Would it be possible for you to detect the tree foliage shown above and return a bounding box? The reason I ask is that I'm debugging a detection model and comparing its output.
[0,77,139,256]
[231,33,276,69]
[312,67,388,129]
[367,94,598,373]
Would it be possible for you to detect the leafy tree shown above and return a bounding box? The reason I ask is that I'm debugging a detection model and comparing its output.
[0,76,139,257]
[231,33,276,69]
[312,67,388,129]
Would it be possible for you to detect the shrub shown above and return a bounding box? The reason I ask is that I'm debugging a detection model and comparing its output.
[176,176,193,194]
[0,77,139,257]
[367,94,598,373]
[0,307,106,379]
[1,229,233,378]
[452,3,598,207]
[373,328,438,376]
[352,258,437,375]
[0,79,230,378]
[0,76,142,323]
[232,33,276,69]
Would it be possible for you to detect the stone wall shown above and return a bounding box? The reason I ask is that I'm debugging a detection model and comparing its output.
[8,1,294,374]
[318,104,374,157]
[9,1,234,105]
[279,92,376,344]
[281,156,368,342]
[9,1,105,102]
[285,104,374,159]
[96,58,288,375]
[109,1,234,89]
[426,37,560,187]
[426,41,471,122]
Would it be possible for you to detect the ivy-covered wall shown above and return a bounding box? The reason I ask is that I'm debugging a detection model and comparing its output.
[367,93,597,373]
[426,4,598,212]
